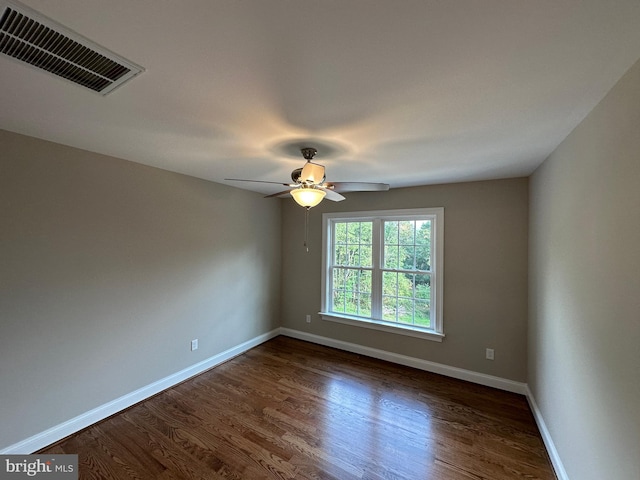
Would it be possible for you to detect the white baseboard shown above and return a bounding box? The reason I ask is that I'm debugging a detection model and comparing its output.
[525,386,569,480]
[1,328,280,454]
[279,328,528,395]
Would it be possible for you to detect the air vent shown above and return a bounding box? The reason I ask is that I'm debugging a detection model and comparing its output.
[0,1,143,94]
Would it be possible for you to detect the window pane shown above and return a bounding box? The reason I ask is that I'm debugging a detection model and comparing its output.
[416,245,430,271]
[333,268,345,289]
[383,271,398,296]
[334,221,373,268]
[382,296,397,322]
[347,222,359,244]
[399,244,415,270]
[361,222,372,243]
[398,297,414,325]
[384,221,398,243]
[360,244,372,268]
[416,220,431,270]
[399,220,415,245]
[414,275,431,300]
[333,290,346,312]
[414,300,430,327]
[339,245,356,267]
[358,293,371,317]
[349,246,360,267]
[345,292,359,315]
[359,270,372,295]
[359,222,373,267]
[396,273,413,300]
[332,267,373,317]
[416,220,431,245]
[344,269,358,291]
[335,222,347,244]
[384,245,399,269]
[381,219,430,326]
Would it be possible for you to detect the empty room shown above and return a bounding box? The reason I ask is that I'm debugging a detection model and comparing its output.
[1,1,639,479]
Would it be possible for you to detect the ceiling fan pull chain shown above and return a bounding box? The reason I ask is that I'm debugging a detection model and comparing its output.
[304,206,310,253]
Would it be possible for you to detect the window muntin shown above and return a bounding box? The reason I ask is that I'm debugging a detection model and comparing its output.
[322,208,444,340]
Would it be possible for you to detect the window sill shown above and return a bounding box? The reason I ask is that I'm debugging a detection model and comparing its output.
[319,312,445,342]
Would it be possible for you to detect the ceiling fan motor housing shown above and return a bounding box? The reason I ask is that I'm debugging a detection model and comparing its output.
[291,168,303,183]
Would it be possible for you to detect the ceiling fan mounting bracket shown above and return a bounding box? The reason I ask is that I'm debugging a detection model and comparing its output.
[300,147,317,161]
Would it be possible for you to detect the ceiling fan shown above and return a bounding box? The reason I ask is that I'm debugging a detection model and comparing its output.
[226,147,390,209]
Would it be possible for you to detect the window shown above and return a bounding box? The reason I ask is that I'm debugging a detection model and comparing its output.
[321,208,444,341]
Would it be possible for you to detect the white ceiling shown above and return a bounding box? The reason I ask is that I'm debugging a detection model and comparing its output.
[2,0,640,195]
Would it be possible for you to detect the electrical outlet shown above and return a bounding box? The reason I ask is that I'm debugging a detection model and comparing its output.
[306,314,311,323]
[191,339,198,351]
[485,348,494,360]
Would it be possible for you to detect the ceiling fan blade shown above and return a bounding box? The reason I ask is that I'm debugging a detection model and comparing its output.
[323,189,346,202]
[324,182,390,193]
[264,190,293,198]
[226,178,291,187]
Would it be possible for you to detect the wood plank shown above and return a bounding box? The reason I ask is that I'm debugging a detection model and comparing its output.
[39,336,556,479]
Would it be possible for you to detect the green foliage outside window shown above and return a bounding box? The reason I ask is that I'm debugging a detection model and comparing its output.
[332,219,432,328]
[332,222,373,317]
[382,220,431,327]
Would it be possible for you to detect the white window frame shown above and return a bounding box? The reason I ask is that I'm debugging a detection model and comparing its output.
[320,207,444,342]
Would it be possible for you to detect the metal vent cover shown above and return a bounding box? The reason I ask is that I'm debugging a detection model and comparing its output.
[0,1,143,94]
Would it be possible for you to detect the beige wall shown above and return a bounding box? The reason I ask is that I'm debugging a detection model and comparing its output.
[281,178,529,381]
[0,130,281,450]
[529,59,640,479]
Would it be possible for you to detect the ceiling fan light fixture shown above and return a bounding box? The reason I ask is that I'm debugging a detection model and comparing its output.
[290,187,326,208]
[300,161,325,184]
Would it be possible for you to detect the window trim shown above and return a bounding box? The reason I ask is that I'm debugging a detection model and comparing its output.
[320,207,444,342]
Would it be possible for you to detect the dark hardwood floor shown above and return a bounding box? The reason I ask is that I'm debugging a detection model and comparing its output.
[40,336,556,479]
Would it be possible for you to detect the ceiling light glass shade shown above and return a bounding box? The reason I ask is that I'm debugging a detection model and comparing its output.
[290,188,326,208]
[301,162,326,184]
